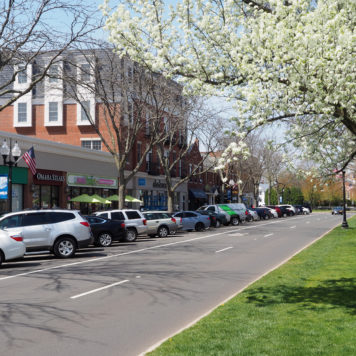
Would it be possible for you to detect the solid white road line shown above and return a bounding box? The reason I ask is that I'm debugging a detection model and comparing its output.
[0,214,320,282]
[215,247,233,253]
[264,233,273,238]
[70,280,129,299]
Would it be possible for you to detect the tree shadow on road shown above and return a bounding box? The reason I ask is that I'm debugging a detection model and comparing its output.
[244,278,356,315]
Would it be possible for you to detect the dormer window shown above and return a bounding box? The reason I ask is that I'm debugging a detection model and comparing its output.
[80,63,91,81]
[17,64,27,84]
[48,64,59,83]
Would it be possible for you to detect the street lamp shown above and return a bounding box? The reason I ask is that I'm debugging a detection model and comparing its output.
[1,139,21,212]
[341,170,348,229]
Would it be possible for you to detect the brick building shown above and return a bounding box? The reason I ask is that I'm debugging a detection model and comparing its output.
[0,50,221,211]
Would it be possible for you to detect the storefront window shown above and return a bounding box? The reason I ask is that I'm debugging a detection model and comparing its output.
[32,185,60,209]
[41,186,50,208]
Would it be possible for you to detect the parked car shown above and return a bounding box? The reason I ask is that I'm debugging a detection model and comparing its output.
[93,209,148,241]
[265,207,278,218]
[0,210,93,258]
[251,207,274,220]
[303,203,313,213]
[143,211,179,237]
[224,203,249,223]
[276,205,294,217]
[0,230,26,267]
[278,204,297,215]
[294,205,311,215]
[196,210,228,228]
[266,205,282,217]
[84,216,127,247]
[197,204,240,226]
[172,211,210,231]
[331,206,344,215]
[247,209,260,221]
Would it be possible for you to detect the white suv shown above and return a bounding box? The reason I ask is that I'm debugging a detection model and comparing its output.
[0,210,93,258]
[93,209,147,241]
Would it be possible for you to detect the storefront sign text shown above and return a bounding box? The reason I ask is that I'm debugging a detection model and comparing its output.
[68,173,118,189]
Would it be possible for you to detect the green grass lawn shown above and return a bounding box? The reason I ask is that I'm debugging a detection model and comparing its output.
[148,216,356,356]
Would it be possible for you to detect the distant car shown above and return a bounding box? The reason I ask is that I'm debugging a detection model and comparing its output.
[143,211,179,237]
[84,216,127,247]
[0,230,26,267]
[173,211,210,231]
[251,207,274,220]
[93,209,148,241]
[331,206,343,215]
[266,205,282,217]
[265,207,278,218]
[196,210,228,228]
[276,205,294,217]
[247,209,260,221]
[278,204,297,215]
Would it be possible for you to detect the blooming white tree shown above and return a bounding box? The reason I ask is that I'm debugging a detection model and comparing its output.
[102,0,356,174]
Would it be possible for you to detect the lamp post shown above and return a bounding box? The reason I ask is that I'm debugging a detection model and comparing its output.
[1,139,21,212]
[341,170,348,229]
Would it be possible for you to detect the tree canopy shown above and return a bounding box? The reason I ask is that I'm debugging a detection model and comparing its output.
[102,0,356,174]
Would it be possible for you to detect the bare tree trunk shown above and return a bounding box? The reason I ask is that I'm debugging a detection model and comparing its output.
[118,176,126,209]
[268,179,272,205]
[167,189,174,213]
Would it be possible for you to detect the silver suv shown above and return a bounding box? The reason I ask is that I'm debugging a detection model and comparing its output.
[0,210,93,258]
[143,211,179,238]
[93,209,147,241]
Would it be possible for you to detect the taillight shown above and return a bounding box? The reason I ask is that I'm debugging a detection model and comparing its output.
[171,217,176,223]
[121,223,125,228]
[10,235,23,242]
[80,221,90,227]
[245,210,248,215]
[143,219,147,225]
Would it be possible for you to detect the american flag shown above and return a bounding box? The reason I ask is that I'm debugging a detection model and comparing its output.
[23,147,36,175]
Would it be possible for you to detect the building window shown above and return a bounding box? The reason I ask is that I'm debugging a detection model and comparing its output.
[48,65,59,83]
[18,64,27,84]
[127,101,133,123]
[137,142,142,163]
[145,113,150,135]
[81,140,101,150]
[18,103,27,122]
[81,101,90,122]
[81,63,91,81]
[48,102,58,122]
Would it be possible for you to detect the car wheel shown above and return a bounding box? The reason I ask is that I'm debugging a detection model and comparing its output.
[53,237,76,258]
[0,250,3,267]
[195,222,205,231]
[98,232,113,247]
[231,217,239,226]
[215,219,221,228]
[264,215,269,220]
[158,226,169,238]
[125,228,137,242]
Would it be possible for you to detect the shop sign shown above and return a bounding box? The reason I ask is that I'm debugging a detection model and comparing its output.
[33,169,66,186]
[153,179,167,188]
[68,173,118,189]
[138,178,146,186]
[0,175,8,199]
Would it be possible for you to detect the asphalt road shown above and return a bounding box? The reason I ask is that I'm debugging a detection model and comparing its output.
[0,213,346,356]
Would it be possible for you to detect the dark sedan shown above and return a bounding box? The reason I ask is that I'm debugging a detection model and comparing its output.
[196,210,228,228]
[85,216,127,247]
[251,207,274,220]
[331,207,344,215]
